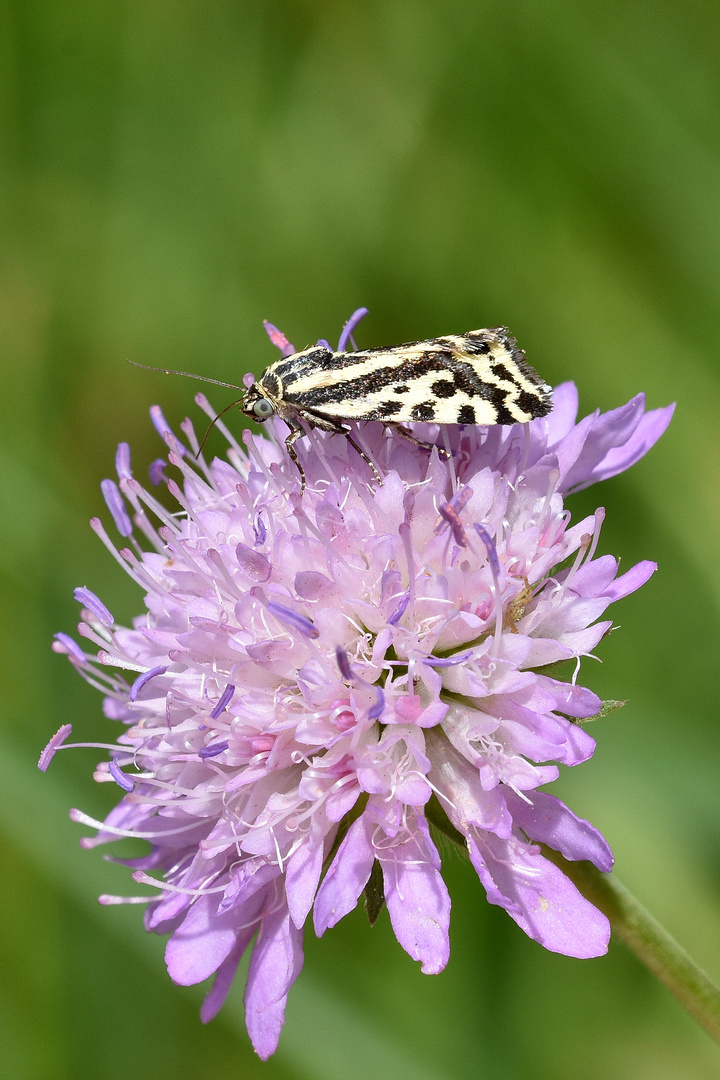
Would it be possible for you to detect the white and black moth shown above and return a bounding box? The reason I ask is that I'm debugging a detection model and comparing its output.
[242,327,553,488]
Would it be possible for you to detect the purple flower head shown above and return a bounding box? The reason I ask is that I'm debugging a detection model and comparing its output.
[43,313,672,1059]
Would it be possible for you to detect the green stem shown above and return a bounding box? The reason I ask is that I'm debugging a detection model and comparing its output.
[425,797,720,1043]
[544,851,720,1045]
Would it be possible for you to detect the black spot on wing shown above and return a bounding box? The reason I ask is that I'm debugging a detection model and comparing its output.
[376,400,403,418]
[393,385,410,394]
[490,362,513,382]
[412,402,436,422]
[517,389,551,418]
[431,379,456,398]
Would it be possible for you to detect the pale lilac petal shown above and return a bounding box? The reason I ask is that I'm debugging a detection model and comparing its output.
[166,893,254,985]
[200,940,249,1023]
[564,400,675,492]
[235,543,271,582]
[427,731,513,837]
[313,816,375,935]
[244,906,304,1061]
[468,832,610,957]
[565,553,618,598]
[380,815,451,974]
[550,412,596,485]
[560,394,648,492]
[605,560,657,601]
[544,381,579,442]
[285,841,325,929]
[504,789,613,871]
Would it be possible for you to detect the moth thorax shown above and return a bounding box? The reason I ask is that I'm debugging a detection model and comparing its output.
[260,371,282,398]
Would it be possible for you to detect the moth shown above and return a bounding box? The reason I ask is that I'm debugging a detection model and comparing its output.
[241,327,553,488]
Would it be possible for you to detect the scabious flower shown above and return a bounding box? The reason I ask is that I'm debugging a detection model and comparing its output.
[42,311,673,1059]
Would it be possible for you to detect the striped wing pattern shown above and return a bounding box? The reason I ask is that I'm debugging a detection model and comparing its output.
[263,328,552,427]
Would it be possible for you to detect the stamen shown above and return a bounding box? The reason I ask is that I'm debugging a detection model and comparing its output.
[253,512,267,546]
[199,741,230,759]
[435,485,473,544]
[132,870,228,896]
[193,393,245,456]
[399,522,416,618]
[53,633,86,664]
[148,458,167,485]
[436,502,467,547]
[115,442,132,480]
[242,430,277,486]
[586,507,605,564]
[74,587,114,626]
[335,647,384,720]
[266,602,320,640]
[98,894,153,905]
[150,404,187,455]
[130,666,170,701]
[109,759,134,791]
[387,590,410,626]
[368,685,385,720]
[210,684,236,720]
[38,724,73,771]
[335,646,353,682]
[473,523,503,649]
[337,307,369,352]
[100,479,133,537]
[89,518,153,591]
[423,650,474,667]
[70,807,205,841]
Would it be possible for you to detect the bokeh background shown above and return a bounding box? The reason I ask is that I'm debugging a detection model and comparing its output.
[2,1,720,1077]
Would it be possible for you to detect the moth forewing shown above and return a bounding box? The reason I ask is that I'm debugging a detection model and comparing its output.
[241,327,553,489]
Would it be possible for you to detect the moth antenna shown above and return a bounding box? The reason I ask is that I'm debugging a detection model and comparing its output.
[127,358,245,392]
[196,395,246,457]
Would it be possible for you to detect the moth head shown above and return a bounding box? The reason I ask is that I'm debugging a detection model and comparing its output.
[241,383,276,423]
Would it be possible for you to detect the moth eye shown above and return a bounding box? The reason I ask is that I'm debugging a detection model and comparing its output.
[253,398,274,419]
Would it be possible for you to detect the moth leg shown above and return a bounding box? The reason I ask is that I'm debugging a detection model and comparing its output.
[284,424,307,492]
[302,409,383,485]
[393,424,451,458]
[342,432,382,484]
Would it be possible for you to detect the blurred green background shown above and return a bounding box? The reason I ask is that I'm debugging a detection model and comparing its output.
[2,1,720,1077]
